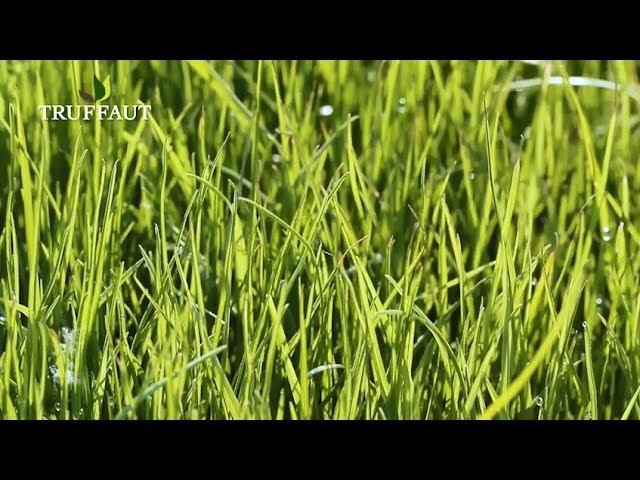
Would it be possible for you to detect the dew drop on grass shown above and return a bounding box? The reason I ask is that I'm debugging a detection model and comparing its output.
[602,226,611,242]
[397,97,407,113]
[61,326,75,345]
[562,358,569,372]
[49,365,61,384]
[468,172,475,180]
[60,327,77,357]
[596,297,603,306]
[54,402,60,412]
[531,276,537,286]
[319,105,333,117]
[534,396,543,407]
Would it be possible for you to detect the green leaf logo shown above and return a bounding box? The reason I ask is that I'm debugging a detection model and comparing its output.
[93,74,111,102]
[79,74,111,104]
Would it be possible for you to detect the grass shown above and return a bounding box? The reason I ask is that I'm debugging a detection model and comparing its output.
[1,59,640,419]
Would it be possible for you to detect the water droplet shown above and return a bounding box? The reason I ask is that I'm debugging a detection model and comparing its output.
[531,276,538,286]
[319,105,333,117]
[595,297,603,306]
[49,365,61,384]
[618,221,624,231]
[272,154,281,165]
[602,226,612,242]
[367,70,376,83]
[60,327,77,357]
[61,327,73,343]
[534,396,543,407]
[585,411,592,420]
[468,172,475,180]
[398,97,406,106]
[603,234,611,242]
[602,226,610,234]
[54,402,61,412]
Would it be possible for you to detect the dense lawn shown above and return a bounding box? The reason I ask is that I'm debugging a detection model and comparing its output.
[1,60,639,419]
